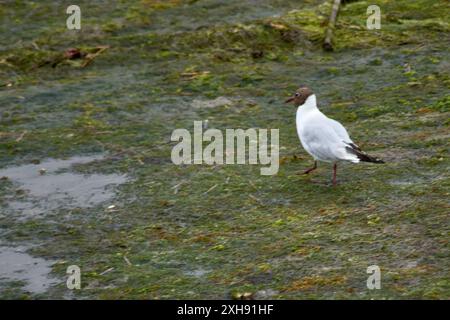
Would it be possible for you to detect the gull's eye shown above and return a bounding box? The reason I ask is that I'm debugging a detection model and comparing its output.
[295,93,300,97]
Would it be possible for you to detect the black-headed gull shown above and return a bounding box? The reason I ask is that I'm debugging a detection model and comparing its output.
[285,86,384,186]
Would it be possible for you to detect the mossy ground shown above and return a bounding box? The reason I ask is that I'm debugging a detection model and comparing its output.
[0,0,449,299]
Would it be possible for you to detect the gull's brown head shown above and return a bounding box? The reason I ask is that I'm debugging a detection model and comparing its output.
[285,86,313,106]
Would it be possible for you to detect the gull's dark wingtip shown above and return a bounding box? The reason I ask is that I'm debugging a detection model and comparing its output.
[345,145,385,164]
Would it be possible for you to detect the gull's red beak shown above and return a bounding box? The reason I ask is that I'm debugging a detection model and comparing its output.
[285,96,294,103]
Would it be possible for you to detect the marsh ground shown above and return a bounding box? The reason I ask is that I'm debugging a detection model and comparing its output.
[0,0,449,299]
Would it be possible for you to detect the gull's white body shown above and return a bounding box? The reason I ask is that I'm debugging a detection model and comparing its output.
[296,94,360,163]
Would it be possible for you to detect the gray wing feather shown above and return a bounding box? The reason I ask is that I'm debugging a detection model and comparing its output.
[327,118,353,144]
[301,123,355,162]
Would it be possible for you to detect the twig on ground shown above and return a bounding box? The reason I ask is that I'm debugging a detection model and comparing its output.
[123,256,132,266]
[323,0,342,51]
[99,267,114,275]
[81,46,110,68]
[15,130,28,142]
[203,184,218,195]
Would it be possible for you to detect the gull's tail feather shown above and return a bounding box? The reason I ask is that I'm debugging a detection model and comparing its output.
[345,145,384,164]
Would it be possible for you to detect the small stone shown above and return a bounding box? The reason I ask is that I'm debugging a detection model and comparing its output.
[251,50,264,59]
[64,48,82,60]
[254,289,279,299]
[231,291,254,300]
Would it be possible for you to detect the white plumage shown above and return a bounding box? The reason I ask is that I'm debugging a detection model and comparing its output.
[296,94,360,163]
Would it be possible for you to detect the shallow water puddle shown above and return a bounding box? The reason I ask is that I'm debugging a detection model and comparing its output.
[0,154,128,295]
[184,267,210,278]
[0,246,56,294]
[0,154,128,218]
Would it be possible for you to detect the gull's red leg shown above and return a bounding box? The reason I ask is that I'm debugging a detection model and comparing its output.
[332,163,337,186]
[303,160,317,174]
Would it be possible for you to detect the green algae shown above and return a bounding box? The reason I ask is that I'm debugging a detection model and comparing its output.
[0,0,449,299]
